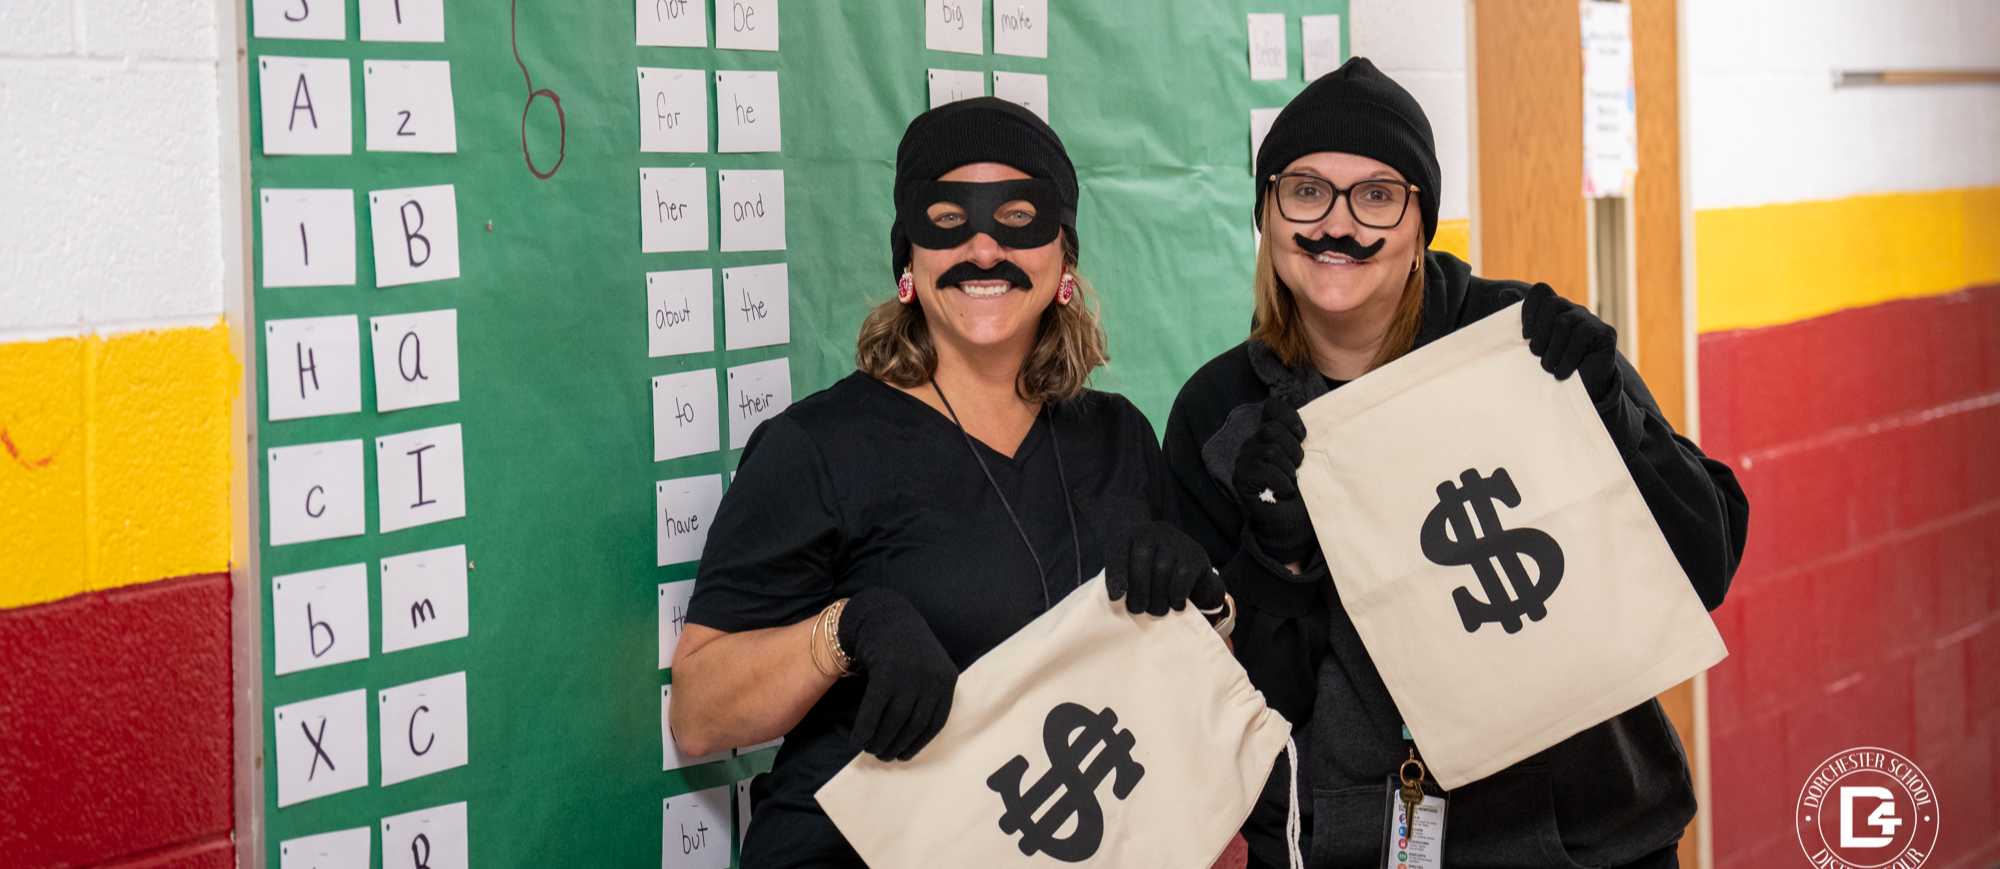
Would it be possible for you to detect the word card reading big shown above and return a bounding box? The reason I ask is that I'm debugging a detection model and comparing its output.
[260,56,354,155]
[261,189,357,288]
[927,0,983,54]
[370,185,461,287]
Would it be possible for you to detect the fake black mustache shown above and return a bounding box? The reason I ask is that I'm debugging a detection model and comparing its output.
[936,260,1035,291]
[1294,234,1385,261]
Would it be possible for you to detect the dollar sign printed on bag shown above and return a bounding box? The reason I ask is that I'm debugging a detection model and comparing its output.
[1419,467,1565,634]
[987,702,1146,862]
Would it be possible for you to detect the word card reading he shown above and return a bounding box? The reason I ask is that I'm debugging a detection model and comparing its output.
[661,687,731,771]
[992,71,1049,123]
[268,439,366,546]
[657,474,725,566]
[259,56,353,155]
[272,562,370,675]
[723,263,789,350]
[717,170,786,252]
[376,423,466,533]
[649,269,715,358]
[654,369,720,461]
[642,168,710,253]
[1247,13,1287,81]
[715,71,781,153]
[638,0,706,47]
[380,544,470,654]
[992,0,1047,58]
[359,0,445,42]
[1300,14,1343,81]
[370,309,460,411]
[927,0,983,54]
[715,0,777,51]
[660,578,696,669]
[928,69,986,109]
[261,188,356,288]
[279,826,371,869]
[266,315,362,421]
[369,184,461,287]
[379,671,468,786]
[274,688,369,807]
[639,68,709,154]
[364,60,458,153]
[381,802,468,869]
[662,784,732,869]
[727,357,792,450]
[254,0,347,41]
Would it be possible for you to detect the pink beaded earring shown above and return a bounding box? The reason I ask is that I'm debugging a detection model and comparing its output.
[1057,273,1076,306]
[898,270,916,303]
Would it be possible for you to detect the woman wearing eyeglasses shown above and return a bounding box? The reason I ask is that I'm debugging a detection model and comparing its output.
[1162,59,1747,868]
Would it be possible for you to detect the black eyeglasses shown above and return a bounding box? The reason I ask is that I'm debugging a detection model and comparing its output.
[1268,173,1419,228]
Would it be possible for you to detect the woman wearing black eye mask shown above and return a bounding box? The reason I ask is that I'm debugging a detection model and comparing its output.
[669,97,1229,868]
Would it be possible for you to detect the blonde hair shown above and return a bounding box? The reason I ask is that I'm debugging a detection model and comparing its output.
[1248,197,1426,373]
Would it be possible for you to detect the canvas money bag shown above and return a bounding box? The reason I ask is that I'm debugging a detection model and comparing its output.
[816,574,1294,869]
[1293,302,1726,789]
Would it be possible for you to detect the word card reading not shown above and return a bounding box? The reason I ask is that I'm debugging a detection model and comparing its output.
[272,562,370,675]
[648,269,715,358]
[379,671,468,786]
[380,544,470,654]
[360,0,445,42]
[1301,14,1342,81]
[266,315,362,421]
[654,370,720,462]
[254,0,346,41]
[376,423,466,533]
[723,263,789,350]
[370,308,460,411]
[364,60,457,153]
[641,168,710,253]
[717,170,785,251]
[638,0,706,47]
[381,802,468,869]
[991,71,1048,123]
[927,0,983,54]
[657,474,724,566]
[280,826,371,869]
[369,184,460,287]
[928,68,986,109]
[274,689,368,807]
[660,686,731,770]
[640,68,709,153]
[662,784,732,868]
[260,56,353,155]
[261,189,356,288]
[993,0,1046,58]
[727,357,791,449]
[268,439,366,546]
[659,578,696,669]
[715,71,781,153]
[715,0,777,51]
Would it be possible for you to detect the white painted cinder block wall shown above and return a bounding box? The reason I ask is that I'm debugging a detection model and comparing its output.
[1350,0,1473,224]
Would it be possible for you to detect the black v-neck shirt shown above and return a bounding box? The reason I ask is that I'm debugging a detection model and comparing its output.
[687,371,1170,869]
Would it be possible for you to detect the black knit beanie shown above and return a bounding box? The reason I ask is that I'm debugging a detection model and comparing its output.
[890,97,1080,277]
[1254,57,1441,244]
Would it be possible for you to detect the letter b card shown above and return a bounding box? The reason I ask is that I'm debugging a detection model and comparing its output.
[370,184,460,287]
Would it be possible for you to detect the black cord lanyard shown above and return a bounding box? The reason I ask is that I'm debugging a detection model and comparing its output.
[932,381,1083,612]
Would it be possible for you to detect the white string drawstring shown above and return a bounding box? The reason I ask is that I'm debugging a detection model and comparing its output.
[1285,736,1303,869]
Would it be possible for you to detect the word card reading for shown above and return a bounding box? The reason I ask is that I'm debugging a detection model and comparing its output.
[266,315,363,421]
[727,357,792,450]
[641,168,710,253]
[639,68,709,154]
[261,189,357,288]
[660,686,730,770]
[1301,15,1343,81]
[993,0,1047,58]
[723,263,789,350]
[379,671,469,786]
[268,439,366,546]
[928,69,986,109]
[659,578,696,669]
[370,309,460,411]
[253,0,347,41]
[380,544,470,654]
[927,0,983,54]
[359,0,445,42]
[661,784,732,869]
[274,688,369,807]
[376,423,466,533]
[715,0,778,51]
[991,71,1049,123]
[717,170,786,252]
[654,369,720,462]
[272,562,371,675]
[381,802,468,869]
[657,474,725,566]
[364,60,458,153]
[370,185,461,287]
[648,269,715,358]
[715,71,781,153]
[279,826,371,869]
[1247,14,1287,80]
[260,56,353,155]
[638,0,707,47]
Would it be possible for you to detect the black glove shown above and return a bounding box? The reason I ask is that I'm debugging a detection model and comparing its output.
[837,588,958,762]
[1232,398,1317,564]
[1521,282,1619,402]
[1104,521,1226,617]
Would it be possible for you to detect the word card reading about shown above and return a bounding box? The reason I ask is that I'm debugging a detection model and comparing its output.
[993,0,1046,58]
[379,671,469,786]
[639,68,709,153]
[272,562,371,675]
[927,0,983,54]
[727,357,791,449]
[359,0,445,42]
[641,168,710,253]
[370,309,460,411]
[638,0,707,47]
[274,689,369,807]
[260,57,353,155]
[370,185,460,287]
[657,475,724,566]
[254,0,347,41]
[381,802,468,869]
[928,69,986,109]
[736,780,754,842]
[268,439,366,546]
[261,189,356,288]
[715,71,781,153]
[661,784,732,868]
[1250,107,1282,167]
[364,60,458,153]
[266,315,362,421]
[718,170,786,251]
[654,370,720,461]
[1248,14,1287,81]
[991,71,1049,123]
[280,826,371,869]
[380,544,470,654]
[376,423,466,533]
[1301,14,1342,81]
[661,686,730,770]
[723,263,789,350]
[648,269,715,358]
[659,578,696,668]
[715,0,778,51]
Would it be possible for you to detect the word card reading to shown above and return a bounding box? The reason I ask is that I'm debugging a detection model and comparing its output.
[715,0,778,51]
[279,826,371,869]
[727,357,792,449]
[268,439,366,546]
[659,578,696,669]
[657,474,724,566]
[379,671,469,786]
[364,60,458,153]
[254,0,347,41]
[260,57,353,155]
[992,71,1049,123]
[928,68,986,109]
[715,71,781,153]
[638,0,706,47]
[380,544,470,654]
[359,0,445,42]
[381,802,468,869]
[1300,14,1342,81]
[654,370,720,461]
[927,0,983,54]
[376,423,466,533]
[261,189,356,288]
[639,68,709,153]
[717,170,785,252]
[661,784,732,868]
[272,562,370,675]
[993,0,1046,58]
[370,309,460,411]
[660,686,730,770]
[370,184,461,287]
[274,689,369,807]
[641,168,710,253]
[266,315,362,421]
[648,269,715,358]
[723,263,789,350]
[1247,14,1287,81]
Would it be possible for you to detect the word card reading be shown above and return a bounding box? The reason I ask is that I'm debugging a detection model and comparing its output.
[638,0,706,47]
[364,60,458,153]
[266,315,362,421]
[662,784,732,868]
[254,0,346,41]
[641,168,710,253]
[657,474,725,566]
[280,826,371,869]
[648,269,715,358]
[376,423,466,533]
[370,308,460,412]
[272,562,370,675]
[992,71,1049,123]
[927,0,983,54]
[380,544,470,654]
[260,56,353,155]
[660,578,696,669]
[639,68,709,153]
[993,0,1046,58]
[261,188,356,288]
[723,263,789,350]
[274,689,368,807]
[359,0,445,42]
[369,184,460,287]
[928,68,986,109]
[379,671,468,786]
[727,357,792,449]
[1301,14,1343,81]
[1248,14,1288,80]
[715,0,777,51]
[268,439,366,546]
[654,370,720,461]
[381,802,468,869]
[718,170,786,252]
[661,687,731,771]
[715,71,781,153]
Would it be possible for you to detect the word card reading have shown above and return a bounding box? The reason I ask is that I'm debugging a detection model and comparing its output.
[261,189,357,288]
[648,269,715,358]
[363,60,458,153]
[657,474,724,566]
[266,314,363,421]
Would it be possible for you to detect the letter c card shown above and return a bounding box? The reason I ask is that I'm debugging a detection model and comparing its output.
[379,671,468,786]
[369,184,460,287]
[268,439,366,546]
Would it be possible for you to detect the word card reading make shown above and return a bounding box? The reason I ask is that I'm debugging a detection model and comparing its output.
[380,544,469,654]
[376,423,466,533]
[266,315,363,421]
[927,0,983,54]
[993,0,1046,58]
[657,474,724,566]
[928,68,986,109]
[379,670,468,786]
[659,578,696,669]
[727,357,792,449]
[723,263,788,350]
[261,189,356,288]
[638,0,706,47]
[639,68,709,153]
[661,784,732,868]
[370,185,460,287]
[1301,15,1343,81]
[381,802,468,869]
[272,562,370,675]
[268,439,366,546]
[279,826,371,869]
[1248,14,1287,81]
[360,0,445,42]
[254,0,347,41]
[715,71,781,153]
[370,309,459,411]
[654,370,720,461]
[641,168,710,253]
[992,71,1049,123]
[648,269,715,358]
[660,686,731,770]
[274,689,369,807]
[717,170,785,251]
[364,61,458,153]
[260,57,353,155]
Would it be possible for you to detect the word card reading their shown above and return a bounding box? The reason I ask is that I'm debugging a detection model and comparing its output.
[268,439,366,546]
[359,0,445,42]
[279,826,371,869]
[654,369,721,461]
[261,188,357,288]
[661,686,731,770]
[715,0,778,51]
[369,184,461,287]
[260,56,353,155]
[639,68,709,154]
[379,671,469,786]
[641,168,710,253]
[376,423,467,533]
[718,170,786,251]
[369,308,460,412]
[928,69,986,109]
[272,563,371,675]
[657,474,724,566]
[723,263,789,350]
[715,71,781,153]
[638,0,707,47]
[364,60,458,153]
[662,784,732,868]
[926,0,983,54]
[659,578,696,669]
[380,544,470,654]
[648,269,716,358]
[727,357,791,449]
[380,802,468,869]
[992,0,1046,58]
[274,689,369,807]
[266,315,363,421]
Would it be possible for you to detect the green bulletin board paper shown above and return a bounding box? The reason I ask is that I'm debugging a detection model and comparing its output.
[250,0,1341,864]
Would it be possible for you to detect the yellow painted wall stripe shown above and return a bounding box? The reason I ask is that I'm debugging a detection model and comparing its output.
[1432,218,1472,264]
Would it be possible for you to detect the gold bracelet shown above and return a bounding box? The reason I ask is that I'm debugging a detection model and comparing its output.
[808,599,854,678]
[825,598,853,676]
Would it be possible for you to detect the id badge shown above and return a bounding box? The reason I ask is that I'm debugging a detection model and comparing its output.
[1379,776,1448,869]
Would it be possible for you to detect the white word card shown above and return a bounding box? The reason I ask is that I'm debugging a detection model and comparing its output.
[268,439,366,546]
[649,269,715,358]
[657,474,724,566]
[364,60,457,153]
[381,802,468,869]
[1301,14,1342,81]
[737,780,753,843]
[280,826,371,869]
[639,68,709,154]
[654,369,720,461]
[274,688,368,807]
[715,71,781,153]
[662,784,732,868]
[718,169,785,251]
[993,0,1046,58]
[267,315,362,421]
[661,686,731,770]
[360,0,445,42]
[715,0,777,51]
[376,423,466,533]
[272,562,370,676]
[260,56,353,155]
[723,263,789,350]
[1248,14,1287,81]
[370,184,460,287]
[255,0,347,41]
[370,308,461,412]
[641,168,710,253]
[727,357,791,449]
[928,68,986,109]
[991,71,1048,123]
[927,0,983,54]
[380,544,470,654]
[659,578,696,669]
[638,0,706,47]
[379,671,468,786]
[736,736,781,755]
[1250,107,1282,167]
[262,189,356,288]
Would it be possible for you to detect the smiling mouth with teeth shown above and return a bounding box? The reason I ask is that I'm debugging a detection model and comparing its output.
[1313,253,1359,265]
[956,281,1014,298]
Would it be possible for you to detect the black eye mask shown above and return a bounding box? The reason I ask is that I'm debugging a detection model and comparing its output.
[900,179,1068,251]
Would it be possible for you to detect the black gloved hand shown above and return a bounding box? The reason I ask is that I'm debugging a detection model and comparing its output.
[837,588,958,762]
[1232,398,1318,564]
[1521,282,1619,403]
[1104,520,1226,617]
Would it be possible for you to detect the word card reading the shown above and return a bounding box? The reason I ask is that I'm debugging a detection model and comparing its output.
[272,562,370,675]
[659,578,696,669]
[715,0,778,51]
[660,686,730,770]
[261,189,356,288]
[723,263,789,350]
[928,68,986,109]
[926,0,983,54]
[274,689,368,807]
[359,0,445,42]
[370,184,461,287]
[727,357,792,449]
[715,71,781,153]
[381,802,468,869]
[991,71,1049,123]
[380,544,470,654]
[279,826,371,869]
[266,315,363,421]
[717,170,785,251]
[364,61,458,153]
[648,269,715,358]
[1247,14,1287,81]
[259,57,353,155]
[637,0,706,47]
[657,475,724,566]
[254,0,347,41]
[641,168,710,253]
[654,370,720,462]
[370,309,460,411]
[639,68,709,153]
[268,439,366,546]
[661,784,732,868]
[993,0,1047,58]
[378,671,468,786]
[376,423,466,533]
[1300,14,1342,81]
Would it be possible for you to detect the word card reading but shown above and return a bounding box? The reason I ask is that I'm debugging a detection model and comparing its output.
[993,0,1047,58]
[1248,14,1288,80]
[266,315,363,421]
[660,686,731,770]
[254,0,347,41]
[381,802,468,869]
[364,60,457,153]
[370,309,460,411]
[639,68,709,153]
[723,263,789,350]
[727,357,792,450]
[274,689,369,807]
[927,0,983,54]
[659,578,696,669]
[648,269,715,358]
[272,562,370,675]
[638,0,707,47]
[928,68,986,109]
[992,71,1049,123]
[657,474,725,566]
[261,188,356,288]
[260,56,353,155]
[360,0,445,42]
[280,826,371,869]
[380,544,470,654]
[641,168,710,253]
[369,184,460,287]
[1301,14,1343,81]
[379,670,468,786]
[717,170,785,251]
[376,423,466,533]
[662,784,732,868]
[715,0,778,51]
[654,370,720,462]
[715,71,781,153]
[268,439,366,546]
